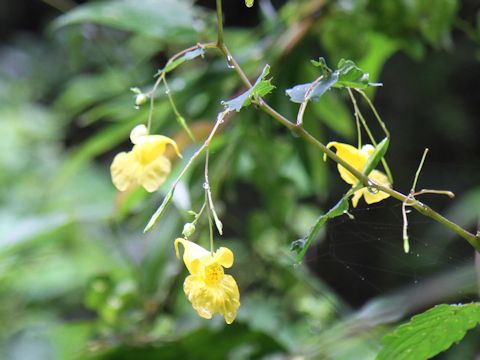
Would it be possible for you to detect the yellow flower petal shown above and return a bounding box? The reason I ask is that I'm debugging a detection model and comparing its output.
[174,238,210,275]
[138,155,171,192]
[326,141,391,207]
[213,247,234,269]
[130,124,149,144]
[111,128,181,193]
[326,142,368,185]
[351,170,391,207]
[175,238,240,324]
[351,189,363,208]
[362,170,391,204]
[184,273,240,324]
[110,152,139,191]
[133,135,181,163]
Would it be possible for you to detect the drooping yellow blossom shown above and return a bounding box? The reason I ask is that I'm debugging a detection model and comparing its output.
[326,142,391,208]
[174,238,240,324]
[110,124,181,192]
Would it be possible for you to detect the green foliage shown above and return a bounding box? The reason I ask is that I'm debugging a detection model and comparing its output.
[2,0,478,359]
[377,303,480,360]
[160,48,206,75]
[144,188,174,232]
[285,58,380,104]
[52,0,203,40]
[221,65,275,111]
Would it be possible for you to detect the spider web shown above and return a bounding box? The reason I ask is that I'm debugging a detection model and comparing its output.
[303,201,476,307]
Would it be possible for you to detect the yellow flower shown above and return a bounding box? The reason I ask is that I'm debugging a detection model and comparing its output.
[326,141,391,207]
[110,125,181,192]
[174,238,240,324]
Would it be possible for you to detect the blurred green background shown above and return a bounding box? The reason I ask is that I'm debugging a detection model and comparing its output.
[1,0,480,359]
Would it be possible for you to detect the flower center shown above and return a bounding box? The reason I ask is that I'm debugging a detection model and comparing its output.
[134,141,162,165]
[204,263,224,285]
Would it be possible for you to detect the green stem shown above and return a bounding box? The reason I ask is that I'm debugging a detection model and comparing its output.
[411,148,429,192]
[205,149,215,255]
[347,88,393,183]
[210,0,480,250]
[296,75,323,126]
[216,0,225,46]
[192,203,207,226]
[146,41,216,133]
[161,75,195,141]
[347,88,375,143]
[215,43,480,251]
[354,88,390,138]
[208,205,214,255]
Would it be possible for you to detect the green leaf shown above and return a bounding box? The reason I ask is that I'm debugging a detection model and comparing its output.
[336,58,374,89]
[144,188,174,233]
[311,57,333,74]
[286,58,381,104]
[362,137,389,177]
[160,47,205,75]
[51,0,203,41]
[222,65,275,111]
[377,303,480,360]
[54,69,133,116]
[285,73,339,104]
[291,197,349,262]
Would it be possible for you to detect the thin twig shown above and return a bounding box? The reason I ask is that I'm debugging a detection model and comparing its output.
[216,0,225,46]
[354,88,390,138]
[413,189,455,198]
[347,88,393,183]
[161,75,195,141]
[172,110,227,189]
[411,148,429,192]
[402,200,411,253]
[146,42,216,132]
[296,75,323,126]
[205,149,215,255]
[216,41,480,251]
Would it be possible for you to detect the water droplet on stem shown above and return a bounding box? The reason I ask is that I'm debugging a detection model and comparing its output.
[226,55,235,69]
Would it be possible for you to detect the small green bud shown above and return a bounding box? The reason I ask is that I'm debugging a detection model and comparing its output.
[135,93,149,106]
[245,0,254,7]
[182,223,196,238]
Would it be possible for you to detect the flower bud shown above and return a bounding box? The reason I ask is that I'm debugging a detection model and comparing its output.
[135,93,149,106]
[182,223,196,238]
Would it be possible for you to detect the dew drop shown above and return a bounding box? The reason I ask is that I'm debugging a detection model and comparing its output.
[226,55,235,69]
[165,89,170,95]
[367,186,379,194]
[203,182,209,190]
[134,105,140,110]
